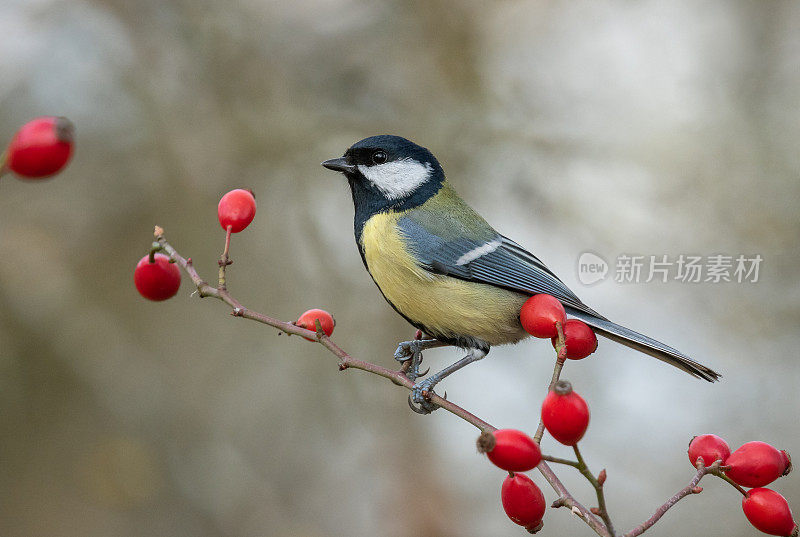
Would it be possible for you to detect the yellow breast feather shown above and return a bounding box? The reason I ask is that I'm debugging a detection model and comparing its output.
[360,211,528,347]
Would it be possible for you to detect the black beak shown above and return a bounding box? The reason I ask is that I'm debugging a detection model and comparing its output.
[321,157,356,173]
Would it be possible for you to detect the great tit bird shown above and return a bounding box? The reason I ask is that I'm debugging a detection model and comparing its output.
[322,135,720,413]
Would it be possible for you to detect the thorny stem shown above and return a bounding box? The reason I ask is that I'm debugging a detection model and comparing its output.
[534,321,567,443]
[150,226,745,537]
[573,444,615,535]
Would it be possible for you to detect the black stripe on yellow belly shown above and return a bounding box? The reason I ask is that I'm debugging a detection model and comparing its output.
[360,211,529,347]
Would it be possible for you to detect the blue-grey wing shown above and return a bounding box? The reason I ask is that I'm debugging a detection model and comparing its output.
[397,213,720,381]
[397,216,605,319]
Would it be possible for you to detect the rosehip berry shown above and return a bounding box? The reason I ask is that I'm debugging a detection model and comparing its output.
[218,189,256,233]
[541,380,590,446]
[501,472,546,532]
[477,429,542,472]
[4,116,74,178]
[551,318,597,359]
[742,488,798,537]
[726,441,792,488]
[296,309,335,341]
[134,253,181,301]
[520,294,566,338]
[688,434,731,467]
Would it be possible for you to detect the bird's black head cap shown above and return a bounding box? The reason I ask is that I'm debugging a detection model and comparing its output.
[322,135,445,239]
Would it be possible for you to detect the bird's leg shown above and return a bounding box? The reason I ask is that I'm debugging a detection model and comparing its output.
[409,348,488,414]
[394,338,447,382]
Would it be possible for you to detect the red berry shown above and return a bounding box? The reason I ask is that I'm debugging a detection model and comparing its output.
[742,488,798,537]
[501,472,546,531]
[688,434,731,467]
[551,319,597,359]
[134,253,181,301]
[478,429,542,472]
[520,294,566,338]
[296,309,335,341]
[541,380,589,446]
[726,442,792,488]
[218,189,256,233]
[4,116,74,178]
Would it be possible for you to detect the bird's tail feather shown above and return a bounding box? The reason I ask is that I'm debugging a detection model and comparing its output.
[565,307,721,382]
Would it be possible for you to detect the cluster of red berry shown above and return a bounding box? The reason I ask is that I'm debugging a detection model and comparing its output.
[134,188,257,300]
[481,294,797,536]
[133,189,338,343]
[474,294,596,533]
[1,116,74,179]
[477,429,545,531]
[689,434,796,536]
[476,378,590,533]
[520,294,597,359]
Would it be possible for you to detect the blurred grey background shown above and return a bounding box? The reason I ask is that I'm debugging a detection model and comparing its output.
[1,0,798,536]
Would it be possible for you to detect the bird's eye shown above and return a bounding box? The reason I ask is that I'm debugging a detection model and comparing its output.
[371,150,387,165]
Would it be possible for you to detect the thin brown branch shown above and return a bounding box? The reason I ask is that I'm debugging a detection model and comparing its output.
[622,460,722,537]
[153,227,610,536]
[154,227,494,432]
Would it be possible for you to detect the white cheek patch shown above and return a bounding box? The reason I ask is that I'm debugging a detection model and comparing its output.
[455,239,502,265]
[358,159,433,200]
